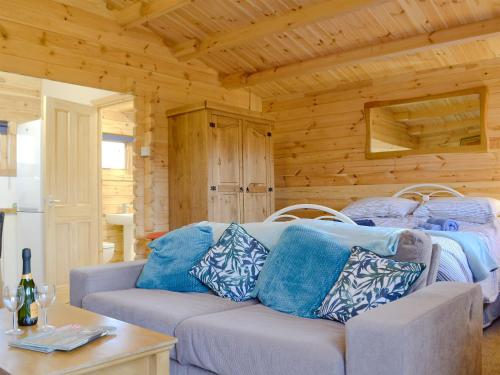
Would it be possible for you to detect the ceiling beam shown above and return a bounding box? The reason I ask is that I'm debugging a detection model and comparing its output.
[116,0,191,29]
[173,0,387,61]
[222,16,500,89]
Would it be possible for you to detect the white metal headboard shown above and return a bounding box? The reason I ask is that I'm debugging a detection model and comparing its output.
[392,184,464,202]
[264,204,357,224]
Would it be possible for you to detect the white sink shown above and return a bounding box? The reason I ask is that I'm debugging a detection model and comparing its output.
[106,213,134,226]
[105,213,135,261]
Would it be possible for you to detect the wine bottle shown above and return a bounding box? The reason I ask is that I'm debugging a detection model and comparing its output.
[18,248,38,326]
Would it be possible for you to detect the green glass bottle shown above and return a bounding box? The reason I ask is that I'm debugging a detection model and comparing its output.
[18,248,38,326]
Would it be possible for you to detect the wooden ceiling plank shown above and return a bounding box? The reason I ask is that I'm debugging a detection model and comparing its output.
[117,0,192,29]
[408,118,480,136]
[393,100,479,121]
[173,0,388,61]
[222,16,500,89]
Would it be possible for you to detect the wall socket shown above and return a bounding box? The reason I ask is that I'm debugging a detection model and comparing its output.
[140,146,151,157]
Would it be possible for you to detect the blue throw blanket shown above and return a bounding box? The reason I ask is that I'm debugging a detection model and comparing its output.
[426,230,498,282]
[294,219,404,257]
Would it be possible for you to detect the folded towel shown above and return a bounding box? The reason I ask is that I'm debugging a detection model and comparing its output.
[354,219,375,227]
[418,222,442,231]
[427,218,459,232]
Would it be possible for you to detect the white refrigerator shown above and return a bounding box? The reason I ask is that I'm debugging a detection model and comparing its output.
[16,119,45,283]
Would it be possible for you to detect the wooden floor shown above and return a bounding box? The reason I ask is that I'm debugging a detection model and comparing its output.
[483,318,500,374]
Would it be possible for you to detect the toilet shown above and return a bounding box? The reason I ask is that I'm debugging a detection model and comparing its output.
[102,242,116,263]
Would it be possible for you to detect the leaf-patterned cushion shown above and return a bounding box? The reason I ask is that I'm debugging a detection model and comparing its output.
[317,246,425,323]
[190,223,269,302]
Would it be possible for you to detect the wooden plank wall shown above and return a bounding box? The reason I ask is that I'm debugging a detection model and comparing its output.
[0,0,260,258]
[101,105,134,261]
[264,57,500,211]
[0,72,41,176]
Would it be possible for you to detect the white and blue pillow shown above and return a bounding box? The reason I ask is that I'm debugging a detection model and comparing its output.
[341,197,419,219]
[317,246,425,323]
[190,223,269,302]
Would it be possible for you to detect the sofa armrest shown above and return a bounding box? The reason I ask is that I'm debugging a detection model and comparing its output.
[70,260,146,307]
[346,282,482,375]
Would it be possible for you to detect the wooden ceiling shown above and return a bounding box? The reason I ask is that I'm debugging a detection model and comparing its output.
[57,0,500,99]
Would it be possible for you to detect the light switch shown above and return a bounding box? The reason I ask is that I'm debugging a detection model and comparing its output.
[140,146,151,157]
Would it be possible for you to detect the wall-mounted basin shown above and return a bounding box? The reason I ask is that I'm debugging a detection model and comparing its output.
[105,213,135,261]
[105,213,133,226]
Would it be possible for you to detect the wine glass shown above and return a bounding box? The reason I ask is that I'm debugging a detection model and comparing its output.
[34,284,56,331]
[2,285,25,335]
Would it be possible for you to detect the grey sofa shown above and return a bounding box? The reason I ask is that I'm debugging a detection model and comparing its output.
[70,229,483,375]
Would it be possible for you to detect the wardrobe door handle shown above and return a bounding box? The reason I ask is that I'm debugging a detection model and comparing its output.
[239,187,244,192]
[246,187,249,193]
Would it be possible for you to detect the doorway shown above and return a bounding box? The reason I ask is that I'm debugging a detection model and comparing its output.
[0,71,135,302]
[94,95,136,264]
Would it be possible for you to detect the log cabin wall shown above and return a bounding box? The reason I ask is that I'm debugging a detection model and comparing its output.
[264,59,500,211]
[0,0,261,258]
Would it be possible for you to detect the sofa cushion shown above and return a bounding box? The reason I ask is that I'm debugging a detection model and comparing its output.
[176,303,346,375]
[82,288,256,359]
[136,225,212,293]
[390,229,432,292]
[317,246,425,323]
[190,223,269,302]
[251,225,350,318]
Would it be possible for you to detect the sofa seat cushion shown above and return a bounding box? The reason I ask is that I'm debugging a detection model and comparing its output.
[176,304,346,375]
[82,288,256,359]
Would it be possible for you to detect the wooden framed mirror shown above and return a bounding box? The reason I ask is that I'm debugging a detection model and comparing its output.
[365,87,488,159]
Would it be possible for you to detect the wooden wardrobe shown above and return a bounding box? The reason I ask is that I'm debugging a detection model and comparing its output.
[167,101,274,230]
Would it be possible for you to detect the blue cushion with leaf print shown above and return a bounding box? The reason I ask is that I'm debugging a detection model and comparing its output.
[190,223,269,302]
[317,246,425,323]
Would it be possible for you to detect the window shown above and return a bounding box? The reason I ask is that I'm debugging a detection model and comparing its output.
[101,133,134,170]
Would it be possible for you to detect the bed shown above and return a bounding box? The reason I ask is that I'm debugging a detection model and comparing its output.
[266,185,500,327]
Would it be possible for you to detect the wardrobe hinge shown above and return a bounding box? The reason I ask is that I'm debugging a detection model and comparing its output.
[209,122,216,128]
[210,186,217,191]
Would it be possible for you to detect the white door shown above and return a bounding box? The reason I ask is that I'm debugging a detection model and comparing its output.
[43,97,100,301]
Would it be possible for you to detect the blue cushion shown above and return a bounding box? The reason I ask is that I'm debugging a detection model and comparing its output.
[317,246,425,323]
[136,225,212,292]
[190,223,269,302]
[251,225,350,318]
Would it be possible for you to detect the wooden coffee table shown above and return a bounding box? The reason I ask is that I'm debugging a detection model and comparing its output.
[0,304,177,374]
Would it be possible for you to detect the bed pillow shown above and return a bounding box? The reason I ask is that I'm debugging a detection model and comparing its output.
[341,197,419,219]
[413,197,497,224]
[251,225,351,319]
[317,246,425,323]
[136,225,212,292]
[190,223,269,302]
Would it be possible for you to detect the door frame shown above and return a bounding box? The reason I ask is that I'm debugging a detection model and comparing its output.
[92,94,136,263]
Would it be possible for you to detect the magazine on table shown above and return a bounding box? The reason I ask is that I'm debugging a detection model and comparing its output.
[9,325,116,353]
